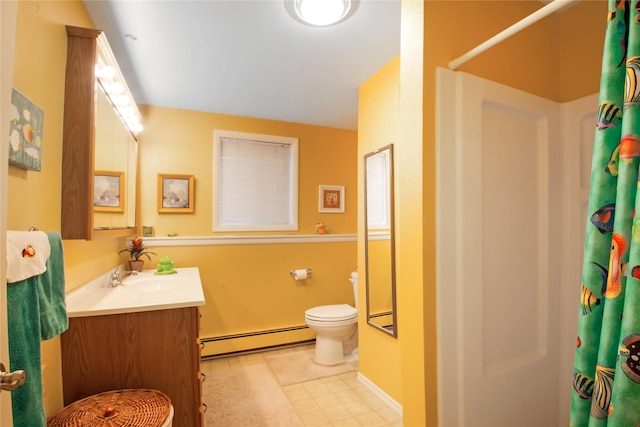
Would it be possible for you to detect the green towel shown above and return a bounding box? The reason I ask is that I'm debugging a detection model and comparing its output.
[38,232,68,340]
[7,232,68,427]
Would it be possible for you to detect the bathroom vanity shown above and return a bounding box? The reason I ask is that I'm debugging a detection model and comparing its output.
[61,268,205,427]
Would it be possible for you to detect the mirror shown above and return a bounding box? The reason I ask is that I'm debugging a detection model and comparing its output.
[62,26,139,240]
[93,82,137,231]
[364,144,397,337]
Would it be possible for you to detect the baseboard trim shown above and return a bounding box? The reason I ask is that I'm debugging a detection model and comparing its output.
[201,340,315,360]
[357,372,403,416]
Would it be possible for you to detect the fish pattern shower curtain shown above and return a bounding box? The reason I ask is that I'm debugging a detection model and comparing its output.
[571,1,640,425]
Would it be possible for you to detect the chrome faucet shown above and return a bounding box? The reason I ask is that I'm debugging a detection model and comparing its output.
[109,266,139,287]
[109,269,122,287]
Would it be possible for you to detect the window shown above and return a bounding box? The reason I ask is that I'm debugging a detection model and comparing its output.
[366,149,391,230]
[213,130,298,231]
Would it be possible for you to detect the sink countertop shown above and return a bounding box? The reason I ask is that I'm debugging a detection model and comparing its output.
[65,267,205,318]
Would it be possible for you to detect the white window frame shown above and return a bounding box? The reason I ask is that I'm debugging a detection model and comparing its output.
[212,129,299,232]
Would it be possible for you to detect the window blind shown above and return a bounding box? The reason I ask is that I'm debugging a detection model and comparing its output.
[217,136,296,229]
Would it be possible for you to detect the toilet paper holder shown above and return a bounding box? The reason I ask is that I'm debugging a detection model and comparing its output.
[290,268,313,278]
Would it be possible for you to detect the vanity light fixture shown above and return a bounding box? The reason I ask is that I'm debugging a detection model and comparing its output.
[285,0,357,27]
[94,45,143,135]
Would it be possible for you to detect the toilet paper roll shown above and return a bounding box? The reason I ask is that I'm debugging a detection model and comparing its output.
[292,269,308,280]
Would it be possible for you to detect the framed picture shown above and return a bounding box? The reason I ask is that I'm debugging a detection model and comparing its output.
[9,87,44,171]
[318,185,345,213]
[158,174,194,213]
[94,170,124,212]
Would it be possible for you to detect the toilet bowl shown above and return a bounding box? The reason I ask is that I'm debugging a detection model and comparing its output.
[305,272,359,365]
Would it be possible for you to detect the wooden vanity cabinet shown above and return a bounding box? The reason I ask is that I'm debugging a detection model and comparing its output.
[61,307,203,427]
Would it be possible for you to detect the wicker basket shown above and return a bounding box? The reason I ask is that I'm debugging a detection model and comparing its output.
[46,389,171,427]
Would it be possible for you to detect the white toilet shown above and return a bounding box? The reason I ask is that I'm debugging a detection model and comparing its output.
[305,272,359,365]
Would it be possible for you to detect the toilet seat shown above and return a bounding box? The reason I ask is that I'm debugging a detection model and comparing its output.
[305,304,357,322]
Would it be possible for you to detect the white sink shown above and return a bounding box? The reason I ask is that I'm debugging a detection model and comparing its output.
[65,267,205,317]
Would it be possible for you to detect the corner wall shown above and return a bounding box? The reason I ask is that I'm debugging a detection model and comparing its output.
[357,55,402,403]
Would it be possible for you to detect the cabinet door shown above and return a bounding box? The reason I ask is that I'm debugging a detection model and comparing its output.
[61,307,202,427]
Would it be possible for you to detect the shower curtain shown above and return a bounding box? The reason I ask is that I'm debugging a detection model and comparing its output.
[571,1,640,425]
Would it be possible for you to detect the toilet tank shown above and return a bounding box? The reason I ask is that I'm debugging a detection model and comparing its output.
[350,271,358,309]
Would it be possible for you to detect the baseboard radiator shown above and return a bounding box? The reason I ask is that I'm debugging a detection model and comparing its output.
[201,324,315,359]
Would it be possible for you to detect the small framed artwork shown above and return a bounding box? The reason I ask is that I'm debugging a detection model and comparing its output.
[9,87,44,171]
[94,171,124,212]
[318,185,345,213]
[158,174,194,213]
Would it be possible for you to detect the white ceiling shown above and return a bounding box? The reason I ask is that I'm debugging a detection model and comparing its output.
[82,0,401,131]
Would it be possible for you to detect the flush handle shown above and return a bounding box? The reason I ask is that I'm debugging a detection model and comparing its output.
[0,363,26,391]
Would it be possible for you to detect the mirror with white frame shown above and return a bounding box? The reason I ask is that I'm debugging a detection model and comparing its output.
[364,144,397,337]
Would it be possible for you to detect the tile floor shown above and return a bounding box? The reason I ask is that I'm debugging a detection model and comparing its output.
[201,344,403,427]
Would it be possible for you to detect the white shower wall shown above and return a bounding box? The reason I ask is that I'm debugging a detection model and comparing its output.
[436,67,596,427]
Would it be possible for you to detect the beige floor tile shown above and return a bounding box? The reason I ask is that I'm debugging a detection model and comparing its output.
[376,407,402,423]
[292,397,322,414]
[285,386,312,402]
[343,400,372,417]
[331,417,362,427]
[303,378,326,388]
[337,371,358,380]
[354,385,377,399]
[364,394,389,410]
[355,411,387,427]
[332,388,362,403]
[201,345,402,427]
[313,393,340,410]
[226,355,249,368]
[322,404,352,422]
[303,381,331,397]
[324,378,350,393]
[340,376,362,389]
[297,409,331,427]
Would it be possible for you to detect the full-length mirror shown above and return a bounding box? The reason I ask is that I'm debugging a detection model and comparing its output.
[364,144,397,337]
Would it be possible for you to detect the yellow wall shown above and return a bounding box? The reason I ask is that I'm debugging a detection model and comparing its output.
[138,106,357,236]
[8,0,125,418]
[358,56,402,402]
[137,106,358,356]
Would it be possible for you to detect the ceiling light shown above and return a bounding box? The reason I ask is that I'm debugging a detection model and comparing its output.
[285,0,357,27]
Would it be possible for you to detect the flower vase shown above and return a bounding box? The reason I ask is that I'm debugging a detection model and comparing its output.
[129,260,144,272]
